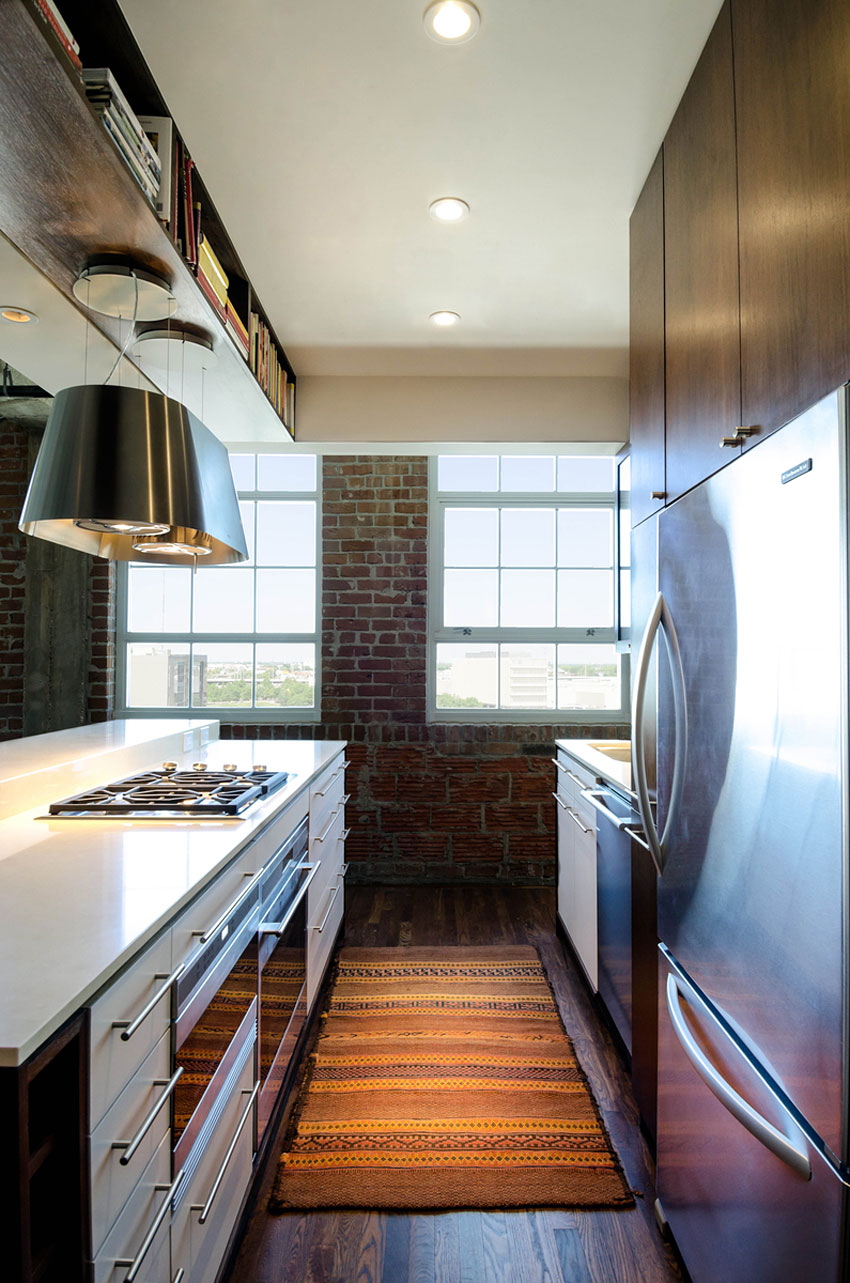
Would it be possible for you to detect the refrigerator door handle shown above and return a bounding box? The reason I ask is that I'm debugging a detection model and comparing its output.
[631,591,688,875]
[666,972,812,1181]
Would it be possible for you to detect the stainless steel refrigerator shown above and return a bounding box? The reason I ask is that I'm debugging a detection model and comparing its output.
[631,388,850,1282]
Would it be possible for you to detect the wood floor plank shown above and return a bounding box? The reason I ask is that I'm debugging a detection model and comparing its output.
[224,885,682,1283]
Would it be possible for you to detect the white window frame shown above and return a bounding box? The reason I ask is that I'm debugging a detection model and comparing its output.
[427,455,629,723]
[115,454,322,722]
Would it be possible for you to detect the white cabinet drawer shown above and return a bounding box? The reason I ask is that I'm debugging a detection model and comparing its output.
[92,1130,173,1283]
[309,754,347,837]
[171,1052,256,1283]
[309,809,345,906]
[90,930,173,1130]
[171,846,263,973]
[90,1030,172,1254]
[307,877,344,1009]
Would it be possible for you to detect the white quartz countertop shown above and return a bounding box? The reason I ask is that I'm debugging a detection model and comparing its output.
[0,723,347,1066]
[555,737,633,796]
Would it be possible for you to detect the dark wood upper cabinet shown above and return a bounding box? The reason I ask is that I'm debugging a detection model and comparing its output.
[664,0,742,499]
[734,0,850,440]
[629,150,666,528]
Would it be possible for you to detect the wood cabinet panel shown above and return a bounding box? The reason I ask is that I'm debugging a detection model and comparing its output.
[734,0,850,439]
[664,1,742,499]
[629,151,666,527]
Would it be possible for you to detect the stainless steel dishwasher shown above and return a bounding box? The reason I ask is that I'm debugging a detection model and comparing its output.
[581,783,640,1056]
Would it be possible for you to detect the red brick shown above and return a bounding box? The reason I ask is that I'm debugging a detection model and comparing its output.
[452,834,506,862]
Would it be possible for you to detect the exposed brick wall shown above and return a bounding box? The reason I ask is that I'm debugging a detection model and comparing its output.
[88,559,117,722]
[0,425,29,740]
[223,456,628,886]
[0,420,117,737]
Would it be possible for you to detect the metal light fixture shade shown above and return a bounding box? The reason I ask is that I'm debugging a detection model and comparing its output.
[19,385,248,565]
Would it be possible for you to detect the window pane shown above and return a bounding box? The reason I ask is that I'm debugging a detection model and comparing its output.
[126,643,189,707]
[557,569,613,627]
[558,644,621,710]
[557,509,613,567]
[256,569,316,632]
[437,455,498,492]
[500,644,556,709]
[127,567,190,632]
[500,569,555,626]
[193,568,254,632]
[500,456,555,492]
[256,501,316,566]
[237,501,255,565]
[557,456,614,492]
[257,453,317,492]
[228,453,255,491]
[500,508,555,567]
[436,644,497,709]
[443,569,498,626]
[444,508,498,567]
[192,643,253,708]
[256,643,316,708]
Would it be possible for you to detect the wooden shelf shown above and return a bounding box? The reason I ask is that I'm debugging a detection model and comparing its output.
[0,0,295,444]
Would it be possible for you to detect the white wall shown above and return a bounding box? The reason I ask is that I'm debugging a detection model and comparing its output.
[295,375,628,445]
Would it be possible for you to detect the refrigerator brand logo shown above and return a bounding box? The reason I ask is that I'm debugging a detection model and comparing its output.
[780,458,813,485]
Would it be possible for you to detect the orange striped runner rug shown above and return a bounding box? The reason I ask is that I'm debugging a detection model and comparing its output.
[270,946,633,1210]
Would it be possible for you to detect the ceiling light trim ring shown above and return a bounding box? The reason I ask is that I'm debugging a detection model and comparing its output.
[424,1,481,44]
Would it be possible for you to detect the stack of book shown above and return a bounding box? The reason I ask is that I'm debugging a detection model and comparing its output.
[82,69,161,208]
[249,312,289,421]
[226,302,250,362]
[34,0,80,70]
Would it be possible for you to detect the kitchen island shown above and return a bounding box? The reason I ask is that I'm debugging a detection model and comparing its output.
[0,718,348,1283]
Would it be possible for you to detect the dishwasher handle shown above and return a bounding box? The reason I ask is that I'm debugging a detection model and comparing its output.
[581,788,634,831]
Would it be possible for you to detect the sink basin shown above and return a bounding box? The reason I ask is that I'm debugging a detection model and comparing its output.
[587,741,631,763]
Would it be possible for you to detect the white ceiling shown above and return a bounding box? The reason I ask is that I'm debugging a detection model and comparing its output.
[118,0,723,378]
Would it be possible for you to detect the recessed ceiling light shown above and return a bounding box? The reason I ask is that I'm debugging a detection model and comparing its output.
[0,306,38,324]
[430,310,461,327]
[424,1,480,44]
[429,197,470,223]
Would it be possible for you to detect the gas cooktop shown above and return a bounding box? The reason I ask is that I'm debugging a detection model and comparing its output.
[48,762,291,818]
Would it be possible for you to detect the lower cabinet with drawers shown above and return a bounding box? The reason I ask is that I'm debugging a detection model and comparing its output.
[2,746,348,1283]
[553,750,598,989]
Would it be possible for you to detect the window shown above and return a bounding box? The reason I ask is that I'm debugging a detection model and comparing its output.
[429,453,627,720]
[117,453,320,720]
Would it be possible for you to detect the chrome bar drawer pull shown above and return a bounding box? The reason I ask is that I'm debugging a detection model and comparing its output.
[581,787,632,830]
[314,760,350,796]
[259,864,319,937]
[112,1067,184,1166]
[566,807,592,835]
[339,862,350,878]
[114,1168,185,1280]
[192,864,267,943]
[172,1272,185,1283]
[315,808,342,843]
[340,827,351,841]
[565,770,585,787]
[313,884,341,933]
[551,757,569,773]
[112,964,184,1042]
[191,1084,259,1225]
[551,791,569,812]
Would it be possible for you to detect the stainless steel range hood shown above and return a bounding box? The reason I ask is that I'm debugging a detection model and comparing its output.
[18,384,248,565]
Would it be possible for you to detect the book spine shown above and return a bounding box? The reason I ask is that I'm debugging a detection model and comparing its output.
[40,0,78,50]
[34,0,81,67]
[226,319,250,360]
[197,268,227,322]
[99,101,161,185]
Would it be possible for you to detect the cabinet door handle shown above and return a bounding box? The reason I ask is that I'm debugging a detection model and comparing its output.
[566,807,592,835]
[313,883,341,933]
[112,963,184,1042]
[259,863,320,937]
[191,1083,259,1225]
[651,490,666,500]
[112,1067,184,1166]
[114,1168,185,1280]
[315,808,342,844]
[552,791,569,812]
[192,863,266,943]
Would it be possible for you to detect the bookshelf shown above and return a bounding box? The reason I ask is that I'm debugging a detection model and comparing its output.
[0,0,295,443]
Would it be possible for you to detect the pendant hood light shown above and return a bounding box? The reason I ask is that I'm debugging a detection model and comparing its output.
[19,383,248,565]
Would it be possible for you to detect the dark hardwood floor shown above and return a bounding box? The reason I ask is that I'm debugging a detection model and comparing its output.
[226,886,683,1283]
